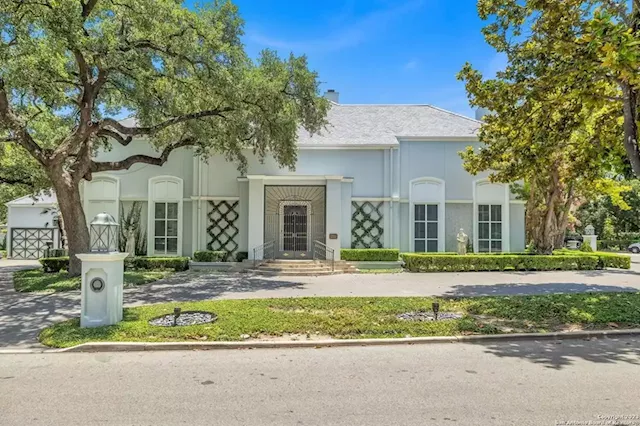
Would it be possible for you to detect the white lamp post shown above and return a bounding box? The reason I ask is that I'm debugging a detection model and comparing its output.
[77,212,129,328]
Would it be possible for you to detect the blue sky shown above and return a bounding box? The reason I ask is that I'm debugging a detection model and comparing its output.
[198,0,505,118]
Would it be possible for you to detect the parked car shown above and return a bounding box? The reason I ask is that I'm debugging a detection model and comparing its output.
[628,242,640,254]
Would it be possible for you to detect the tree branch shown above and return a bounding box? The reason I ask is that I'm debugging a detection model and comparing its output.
[100,107,233,136]
[90,137,195,172]
[0,78,47,165]
[97,128,133,146]
[80,0,99,18]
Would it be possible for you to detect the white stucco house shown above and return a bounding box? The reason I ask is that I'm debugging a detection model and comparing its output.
[6,91,526,260]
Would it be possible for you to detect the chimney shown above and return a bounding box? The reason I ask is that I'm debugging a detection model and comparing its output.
[324,89,339,103]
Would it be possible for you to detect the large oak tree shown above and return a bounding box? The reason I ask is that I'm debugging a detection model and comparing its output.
[0,0,329,274]
[459,0,638,252]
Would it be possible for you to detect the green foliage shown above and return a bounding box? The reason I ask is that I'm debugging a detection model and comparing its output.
[193,250,228,262]
[579,243,594,253]
[552,249,631,269]
[39,293,640,347]
[0,0,329,273]
[42,255,190,272]
[119,202,147,256]
[598,239,638,251]
[0,249,6,258]
[402,254,601,272]
[127,257,190,272]
[39,257,70,273]
[340,249,400,262]
[459,0,640,252]
[14,269,169,293]
[576,180,640,237]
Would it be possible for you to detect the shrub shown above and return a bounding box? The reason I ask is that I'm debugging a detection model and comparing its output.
[193,250,228,262]
[40,257,70,273]
[236,251,249,262]
[45,248,68,258]
[553,249,631,269]
[579,243,593,253]
[402,254,600,272]
[0,250,6,258]
[129,257,190,271]
[341,249,400,261]
[597,239,637,251]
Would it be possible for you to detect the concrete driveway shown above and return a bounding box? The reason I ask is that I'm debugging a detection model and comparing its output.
[1,254,639,349]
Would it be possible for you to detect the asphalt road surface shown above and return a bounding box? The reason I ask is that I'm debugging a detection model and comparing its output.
[2,337,640,425]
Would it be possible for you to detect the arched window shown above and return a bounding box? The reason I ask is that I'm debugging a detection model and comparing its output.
[148,176,183,256]
[83,176,120,222]
[473,179,510,253]
[409,177,445,252]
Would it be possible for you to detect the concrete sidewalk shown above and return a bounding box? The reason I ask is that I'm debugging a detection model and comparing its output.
[1,255,639,349]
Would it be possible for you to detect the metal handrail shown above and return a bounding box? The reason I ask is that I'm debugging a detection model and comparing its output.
[252,240,275,267]
[313,240,335,271]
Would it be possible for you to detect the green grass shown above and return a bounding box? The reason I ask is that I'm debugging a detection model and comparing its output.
[13,269,171,293]
[39,293,640,347]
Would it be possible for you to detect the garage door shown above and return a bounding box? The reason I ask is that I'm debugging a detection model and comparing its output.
[10,228,56,259]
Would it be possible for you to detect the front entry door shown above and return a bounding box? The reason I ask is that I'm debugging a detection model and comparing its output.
[281,204,309,258]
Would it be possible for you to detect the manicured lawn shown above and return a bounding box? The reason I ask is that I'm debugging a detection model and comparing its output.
[40,293,640,347]
[14,269,171,293]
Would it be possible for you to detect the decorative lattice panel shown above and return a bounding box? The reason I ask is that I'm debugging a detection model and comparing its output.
[207,200,239,254]
[351,201,383,248]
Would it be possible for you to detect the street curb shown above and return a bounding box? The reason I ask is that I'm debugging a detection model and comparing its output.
[3,328,634,354]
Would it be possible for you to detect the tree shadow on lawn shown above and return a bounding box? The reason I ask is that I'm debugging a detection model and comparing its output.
[468,336,640,370]
[123,271,307,306]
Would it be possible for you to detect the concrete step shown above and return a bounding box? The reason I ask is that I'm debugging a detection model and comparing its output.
[246,269,342,276]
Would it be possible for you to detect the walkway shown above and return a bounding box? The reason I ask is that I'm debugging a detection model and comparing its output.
[1,256,639,348]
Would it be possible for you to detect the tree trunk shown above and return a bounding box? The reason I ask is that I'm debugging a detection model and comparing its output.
[50,173,89,276]
[621,83,640,177]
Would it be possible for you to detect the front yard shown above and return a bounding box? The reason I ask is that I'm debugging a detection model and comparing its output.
[40,293,640,347]
[14,269,171,293]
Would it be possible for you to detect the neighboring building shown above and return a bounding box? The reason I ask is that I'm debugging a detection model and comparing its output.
[8,92,527,260]
[5,193,61,259]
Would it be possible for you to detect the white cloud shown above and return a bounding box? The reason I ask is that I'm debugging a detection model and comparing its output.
[248,0,425,54]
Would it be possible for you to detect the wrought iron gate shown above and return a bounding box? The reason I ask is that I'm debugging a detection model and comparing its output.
[264,186,326,259]
[10,228,56,259]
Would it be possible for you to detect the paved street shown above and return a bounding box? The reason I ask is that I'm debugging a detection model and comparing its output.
[1,255,639,348]
[1,337,639,425]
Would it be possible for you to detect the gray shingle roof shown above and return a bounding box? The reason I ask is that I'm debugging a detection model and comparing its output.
[297,103,482,146]
[6,192,57,206]
[117,103,481,147]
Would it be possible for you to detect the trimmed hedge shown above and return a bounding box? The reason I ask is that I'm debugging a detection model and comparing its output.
[41,256,190,273]
[193,250,227,262]
[553,249,631,269]
[341,249,400,261]
[40,257,70,273]
[402,254,600,272]
[127,257,190,271]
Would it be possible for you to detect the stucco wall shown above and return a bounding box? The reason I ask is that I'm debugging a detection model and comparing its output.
[510,203,526,252]
[399,141,491,200]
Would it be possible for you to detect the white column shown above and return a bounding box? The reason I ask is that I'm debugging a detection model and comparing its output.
[503,184,511,252]
[247,178,264,259]
[340,181,352,250]
[325,177,342,260]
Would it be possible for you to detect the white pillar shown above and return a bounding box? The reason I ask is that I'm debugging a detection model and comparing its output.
[583,234,598,251]
[325,177,342,260]
[247,178,264,259]
[77,252,128,328]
